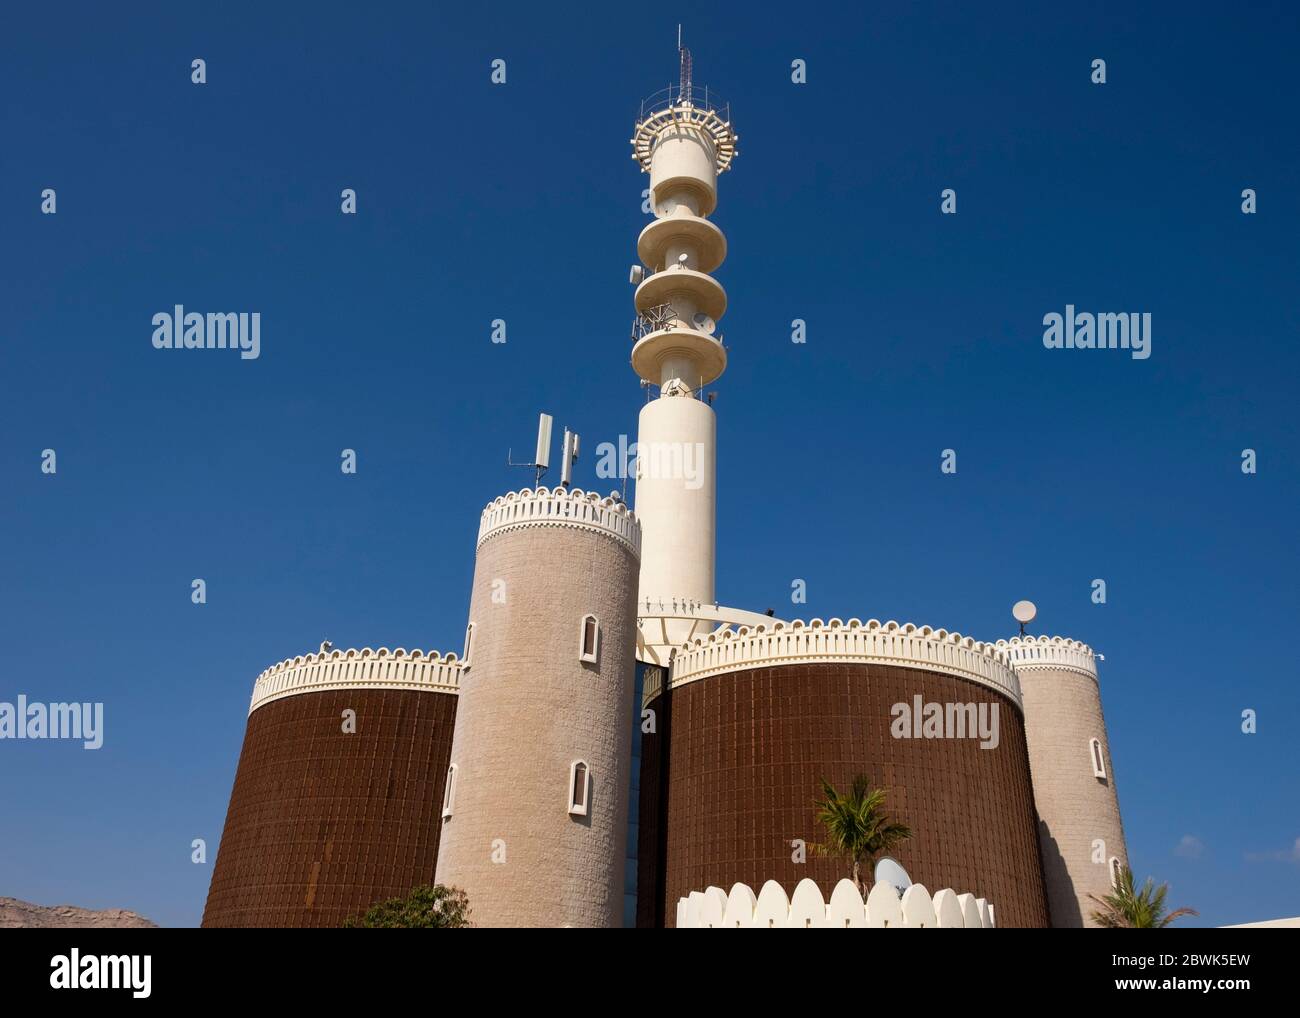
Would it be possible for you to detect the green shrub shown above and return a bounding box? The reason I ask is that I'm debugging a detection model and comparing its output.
[343,884,471,928]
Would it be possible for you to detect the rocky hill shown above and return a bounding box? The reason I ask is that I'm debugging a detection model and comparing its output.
[0,896,157,928]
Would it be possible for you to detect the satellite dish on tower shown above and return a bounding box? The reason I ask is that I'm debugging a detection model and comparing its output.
[692,311,716,334]
[874,857,911,895]
[1012,599,1037,635]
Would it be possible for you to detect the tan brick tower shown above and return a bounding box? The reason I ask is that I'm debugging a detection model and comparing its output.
[1000,636,1129,927]
[434,487,641,927]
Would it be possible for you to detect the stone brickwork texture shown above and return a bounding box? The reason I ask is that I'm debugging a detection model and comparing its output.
[434,523,640,927]
[1017,665,1128,928]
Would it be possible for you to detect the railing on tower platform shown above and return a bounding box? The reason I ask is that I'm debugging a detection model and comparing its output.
[636,84,730,125]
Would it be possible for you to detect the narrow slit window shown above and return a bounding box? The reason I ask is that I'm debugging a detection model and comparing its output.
[463,623,474,666]
[442,764,458,819]
[579,615,599,664]
[1109,856,1123,888]
[568,760,589,816]
[1090,738,1106,779]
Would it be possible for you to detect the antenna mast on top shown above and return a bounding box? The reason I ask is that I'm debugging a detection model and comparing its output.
[560,428,580,489]
[678,24,692,104]
[507,412,554,486]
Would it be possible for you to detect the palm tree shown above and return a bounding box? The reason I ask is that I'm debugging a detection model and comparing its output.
[1088,866,1197,928]
[811,774,912,894]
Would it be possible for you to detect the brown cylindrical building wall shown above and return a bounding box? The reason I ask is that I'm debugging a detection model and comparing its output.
[639,649,1050,928]
[203,650,460,928]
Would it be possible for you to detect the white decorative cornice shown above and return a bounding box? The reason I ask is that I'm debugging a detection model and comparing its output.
[994,635,1098,680]
[476,486,641,558]
[248,646,462,715]
[665,618,1022,707]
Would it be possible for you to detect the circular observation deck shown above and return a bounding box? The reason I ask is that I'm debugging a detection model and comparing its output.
[637,210,727,274]
[634,267,727,321]
[631,327,727,388]
[631,86,738,175]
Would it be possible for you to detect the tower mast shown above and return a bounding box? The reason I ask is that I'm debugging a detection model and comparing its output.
[629,41,738,663]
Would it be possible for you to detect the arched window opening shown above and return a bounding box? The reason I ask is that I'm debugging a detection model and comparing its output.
[568,760,590,816]
[1090,737,1107,780]
[579,615,600,664]
[442,764,458,819]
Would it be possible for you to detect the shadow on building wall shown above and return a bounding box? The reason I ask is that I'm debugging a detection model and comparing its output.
[1037,819,1083,928]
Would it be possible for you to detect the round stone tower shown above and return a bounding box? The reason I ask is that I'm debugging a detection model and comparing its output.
[629,62,737,663]
[999,635,1129,928]
[434,486,641,927]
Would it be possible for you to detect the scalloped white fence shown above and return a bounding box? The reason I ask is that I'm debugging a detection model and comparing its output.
[675,878,995,929]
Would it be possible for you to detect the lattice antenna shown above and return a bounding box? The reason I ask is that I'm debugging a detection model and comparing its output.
[678,25,692,104]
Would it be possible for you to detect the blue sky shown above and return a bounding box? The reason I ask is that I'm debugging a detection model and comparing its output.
[1,1,1296,927]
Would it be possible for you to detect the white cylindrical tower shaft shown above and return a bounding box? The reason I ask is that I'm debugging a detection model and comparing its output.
[633,395,716,635]
[629,75,737,660]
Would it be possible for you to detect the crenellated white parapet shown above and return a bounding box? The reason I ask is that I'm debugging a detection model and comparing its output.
[676,878,995,929]
[248,646,463,715]
[666,618,1023,706]
[996,635,1098,680]
[476,486,641,558]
